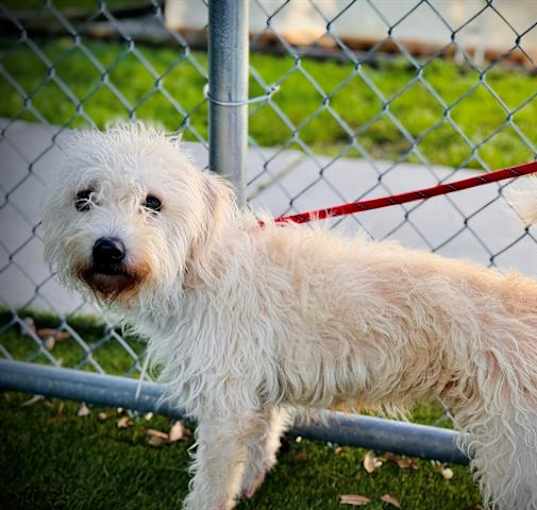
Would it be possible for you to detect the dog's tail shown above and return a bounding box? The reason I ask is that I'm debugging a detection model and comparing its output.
[506,175,537,225]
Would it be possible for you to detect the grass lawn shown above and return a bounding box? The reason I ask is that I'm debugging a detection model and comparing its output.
[1,37,536,170]
[0,310,483,509]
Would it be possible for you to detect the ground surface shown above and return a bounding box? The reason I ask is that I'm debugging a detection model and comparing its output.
[0,392,482,510]
[0,310,483,510]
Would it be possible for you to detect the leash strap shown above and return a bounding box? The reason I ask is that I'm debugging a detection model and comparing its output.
[272,161,537,225]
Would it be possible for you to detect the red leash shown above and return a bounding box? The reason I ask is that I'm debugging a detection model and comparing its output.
[272,160,537,225]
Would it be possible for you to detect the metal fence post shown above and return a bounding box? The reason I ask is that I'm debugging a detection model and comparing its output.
[208,0,249,206]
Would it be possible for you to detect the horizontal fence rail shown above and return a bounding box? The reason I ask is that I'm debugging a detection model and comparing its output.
[0,359,469,465]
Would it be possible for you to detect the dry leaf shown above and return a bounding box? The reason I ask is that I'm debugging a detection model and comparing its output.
[97,412,108,421]
[381,494,401,508]
[45,336,56,351]
[37,328,70,341]
[431,461,454,480]
[335,447,344,455]
[144,412,154,421]
[363,451,383,473]
[339,494,371,506]
[169,421,190,443]
[146,428,169,447]
[383,453,418,470]
[397,457,417,470]
[147,435,166,447]
[21,395,44,407]
[441,467,454,480]
[117,416,132,429]
[77,402,90,417]
[146,429,169,440]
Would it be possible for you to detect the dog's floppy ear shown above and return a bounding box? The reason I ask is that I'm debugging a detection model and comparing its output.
[184,172,235,288]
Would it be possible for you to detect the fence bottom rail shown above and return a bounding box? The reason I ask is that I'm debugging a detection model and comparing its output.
[0,359,469,465]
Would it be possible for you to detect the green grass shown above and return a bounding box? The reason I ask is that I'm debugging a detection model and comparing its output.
[1,37,536,170]
[0,310,482,509]
[0,393,482,510]
[0,309,146,376]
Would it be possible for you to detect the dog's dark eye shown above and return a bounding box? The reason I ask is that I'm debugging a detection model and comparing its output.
[143,194,162,212]
[75,189,94,212]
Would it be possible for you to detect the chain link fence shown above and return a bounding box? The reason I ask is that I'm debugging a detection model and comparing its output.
[1,0,537,458]
[0,0,210,379]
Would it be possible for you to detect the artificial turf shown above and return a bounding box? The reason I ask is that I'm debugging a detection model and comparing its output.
[0,311,483,509]
[1,37,536,171]
[0,392,482,510]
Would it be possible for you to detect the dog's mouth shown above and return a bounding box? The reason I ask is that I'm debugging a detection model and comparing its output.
[79,264,141,299]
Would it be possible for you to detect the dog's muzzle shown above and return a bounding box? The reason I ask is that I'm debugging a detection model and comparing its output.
[80,237,139,297]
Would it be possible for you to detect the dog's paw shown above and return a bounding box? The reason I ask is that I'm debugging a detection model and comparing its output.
[241,464,270,500]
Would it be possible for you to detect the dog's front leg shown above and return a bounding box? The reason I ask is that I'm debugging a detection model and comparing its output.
[183,412,266,510]
[240,406,292,499]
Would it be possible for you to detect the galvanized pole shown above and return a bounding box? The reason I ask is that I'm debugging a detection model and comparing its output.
[208,0,249,206]
[0,359,469,464]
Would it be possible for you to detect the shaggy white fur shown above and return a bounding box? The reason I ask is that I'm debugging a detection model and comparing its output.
[43,122,537,510]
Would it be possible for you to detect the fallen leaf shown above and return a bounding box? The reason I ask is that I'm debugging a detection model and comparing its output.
[335,447,344,455]
[383,453,418,470]
[146,428,169,447]
[381,494,401,508]
[37,328,70,341]
[147,435,166,447]
[45,336,56,351]
[97,412,108,421]
[21,395,44,407]
[441,467,454,480]
[144,412,154,421]
[398,457,417,469]
[117,416,132,429]
[431,461,454,480]
[363,451,383,473]
[168,421,189,442]
[339,494,371,506]
[146,429,169,440]
[77,402,90,417]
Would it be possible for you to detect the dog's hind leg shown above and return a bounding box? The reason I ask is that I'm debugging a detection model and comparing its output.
[467,409,537,510]
[240,406,293,499]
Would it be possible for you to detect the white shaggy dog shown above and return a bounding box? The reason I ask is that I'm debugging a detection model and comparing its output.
[43,122,537,510]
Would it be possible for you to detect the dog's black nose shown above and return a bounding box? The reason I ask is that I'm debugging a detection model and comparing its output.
[92,237,126,266]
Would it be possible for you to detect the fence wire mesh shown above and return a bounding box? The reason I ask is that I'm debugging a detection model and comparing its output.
[0,0,209,379]
[1,0,537,435]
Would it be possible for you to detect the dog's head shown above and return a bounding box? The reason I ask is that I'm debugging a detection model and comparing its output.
[42,122,234,307]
